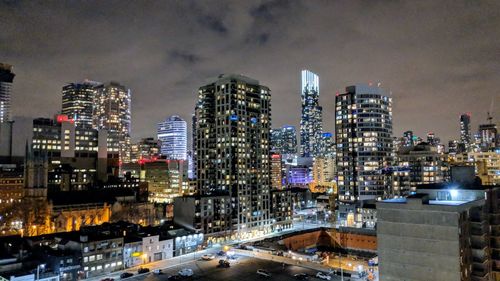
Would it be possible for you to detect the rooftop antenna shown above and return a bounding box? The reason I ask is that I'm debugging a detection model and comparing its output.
[487,97,494,124]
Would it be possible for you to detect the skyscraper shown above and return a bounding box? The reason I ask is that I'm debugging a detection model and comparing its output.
[459,113,471,152]
[335,84,393,202]
[93,82,132,164]
[270,125,297,155]
[478,123,498,151]
[0,63,15,123]
[61,80,101,128]
[319,132,335,158]
[300,70,323,157]
[157,115,187,160]
[194,74,271,233]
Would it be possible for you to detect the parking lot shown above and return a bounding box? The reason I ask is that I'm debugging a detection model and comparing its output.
[122,254,360,281]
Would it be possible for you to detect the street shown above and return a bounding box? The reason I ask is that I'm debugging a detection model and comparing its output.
[123,255,360,281]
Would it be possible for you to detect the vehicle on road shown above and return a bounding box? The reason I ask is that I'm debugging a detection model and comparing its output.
[294,273,309,280]
[202,254,215,260]
[316,272,331,280]
[100,278,114,281]
[137,268,150,274]
[167,275,183,281]
[256,269,272,277]
[178,268,194,277]
[217,250,226,256]
[120,272,133,279]
[153,269,163,275]
[217,259,230,268]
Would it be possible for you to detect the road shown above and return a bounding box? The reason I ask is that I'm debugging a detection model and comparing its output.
[124,255,361,281]
[86,219,339,281]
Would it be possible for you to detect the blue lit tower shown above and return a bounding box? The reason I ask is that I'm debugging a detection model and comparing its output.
[335,84,393,202]
[300,70,323,157]
[157,115,187,160]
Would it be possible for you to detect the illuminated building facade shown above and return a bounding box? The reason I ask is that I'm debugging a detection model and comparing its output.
[454,151,500,185]
[0,167,23,215]
[157,115,187,160]
[319,132,335,157]
[194,74,272,234]
[142,159,188,203]
[93,82,131,164]
[392,142,444,196]
[61,80,101,128]
[130,137,160,163]
[31,115,108,191]
[300,70,323,157]
[459,113,471,153]
[270,153,282,190]
[478,123,498,151]
[0,63,14,123]
[335,84,393,202]
[270,125,297,156]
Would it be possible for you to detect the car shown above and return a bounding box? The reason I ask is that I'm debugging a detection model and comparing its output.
[315,272,331,280]
[120,272,133,279]
[153,269,163,275]
[137,267,150,274]
[217,250,226,256]
[101,278,114,281]
[217,259,230,268]
[178,268,194,277]
[202,254,215,260]
[294,273,309,280]
[256,269,271,277]
[167,275,183,281]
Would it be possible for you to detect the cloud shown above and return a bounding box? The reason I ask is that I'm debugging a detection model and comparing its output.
[0,0,499,143]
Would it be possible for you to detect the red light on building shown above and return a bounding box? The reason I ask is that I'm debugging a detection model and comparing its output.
[56,114,74,124]
[271,154,281,159]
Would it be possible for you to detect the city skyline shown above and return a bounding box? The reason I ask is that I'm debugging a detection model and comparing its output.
[1,1,499,143]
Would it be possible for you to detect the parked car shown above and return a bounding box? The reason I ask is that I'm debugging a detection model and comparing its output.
[101,278,114,281]
[167,275,183,281]
[153,269,163,275]
[316,272,331,280]
[294,273,309,280]
[256,269,271,277]
[202,254,215,260]
[137,268,150,274]
[178,268,194,277]
[217,259,230,268]
[120,272,133,279]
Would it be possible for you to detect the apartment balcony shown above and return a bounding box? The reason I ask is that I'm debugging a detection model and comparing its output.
[492,249,500,260]
[491,238,500,250]
[472,247,489,261]
[470,211,487,222]
[471,221,489,236]
[492,260,500,272]
[490,214,500,225]
[491,225,500,237]
[472,234,488,248]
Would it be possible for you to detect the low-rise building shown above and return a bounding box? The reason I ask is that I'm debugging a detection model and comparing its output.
[377,182,499,281]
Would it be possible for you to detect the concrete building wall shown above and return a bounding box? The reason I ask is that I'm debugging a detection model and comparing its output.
[377,202,463,281]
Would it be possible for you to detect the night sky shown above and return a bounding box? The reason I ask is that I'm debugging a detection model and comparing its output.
[1,0,499,143]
